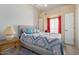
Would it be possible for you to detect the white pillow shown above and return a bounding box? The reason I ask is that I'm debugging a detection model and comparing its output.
[33,28,40,33]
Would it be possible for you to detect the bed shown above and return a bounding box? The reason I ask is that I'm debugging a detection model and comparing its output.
[18,25,64,55]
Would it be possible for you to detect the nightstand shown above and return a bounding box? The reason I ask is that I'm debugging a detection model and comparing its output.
[0,37,21,54]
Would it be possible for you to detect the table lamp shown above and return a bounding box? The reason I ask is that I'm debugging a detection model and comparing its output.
[3,26,16,40]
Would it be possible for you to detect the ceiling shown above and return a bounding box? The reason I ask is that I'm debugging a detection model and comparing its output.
[33,4,64,11]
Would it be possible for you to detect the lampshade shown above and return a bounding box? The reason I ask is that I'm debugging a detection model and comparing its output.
[4,26,16,35]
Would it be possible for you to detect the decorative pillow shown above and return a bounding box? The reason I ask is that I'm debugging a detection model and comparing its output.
[23,28,33,34]
[33,28,40,33]
[33,28,37,33]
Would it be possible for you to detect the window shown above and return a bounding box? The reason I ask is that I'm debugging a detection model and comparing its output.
[47,16,61,33]
[50,18,58,33]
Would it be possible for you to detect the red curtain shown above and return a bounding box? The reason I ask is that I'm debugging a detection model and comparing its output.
[47,16,61,33]
[58,16,61,33]
[47,17,50,32]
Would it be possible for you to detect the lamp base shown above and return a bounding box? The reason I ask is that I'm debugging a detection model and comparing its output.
[6,35,14,40]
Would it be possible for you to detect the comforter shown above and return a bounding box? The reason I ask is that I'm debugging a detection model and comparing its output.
[20,32,64,55]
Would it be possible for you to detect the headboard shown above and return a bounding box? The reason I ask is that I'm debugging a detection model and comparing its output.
[18,25,37,38]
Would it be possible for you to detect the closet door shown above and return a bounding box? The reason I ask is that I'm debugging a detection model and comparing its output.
[65,13,74,45]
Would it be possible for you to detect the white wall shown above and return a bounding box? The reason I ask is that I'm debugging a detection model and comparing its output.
[0,4,40,37]
[75,5,79,48]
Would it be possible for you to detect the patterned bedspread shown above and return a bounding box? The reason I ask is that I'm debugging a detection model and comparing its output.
[20,32,64,55]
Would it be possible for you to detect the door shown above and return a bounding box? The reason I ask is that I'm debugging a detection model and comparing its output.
[65,13,74,45]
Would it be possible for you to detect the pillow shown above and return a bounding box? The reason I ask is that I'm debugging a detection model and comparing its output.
[33,28,36,33]
[24,28,33,34]
[33,28,40,33]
